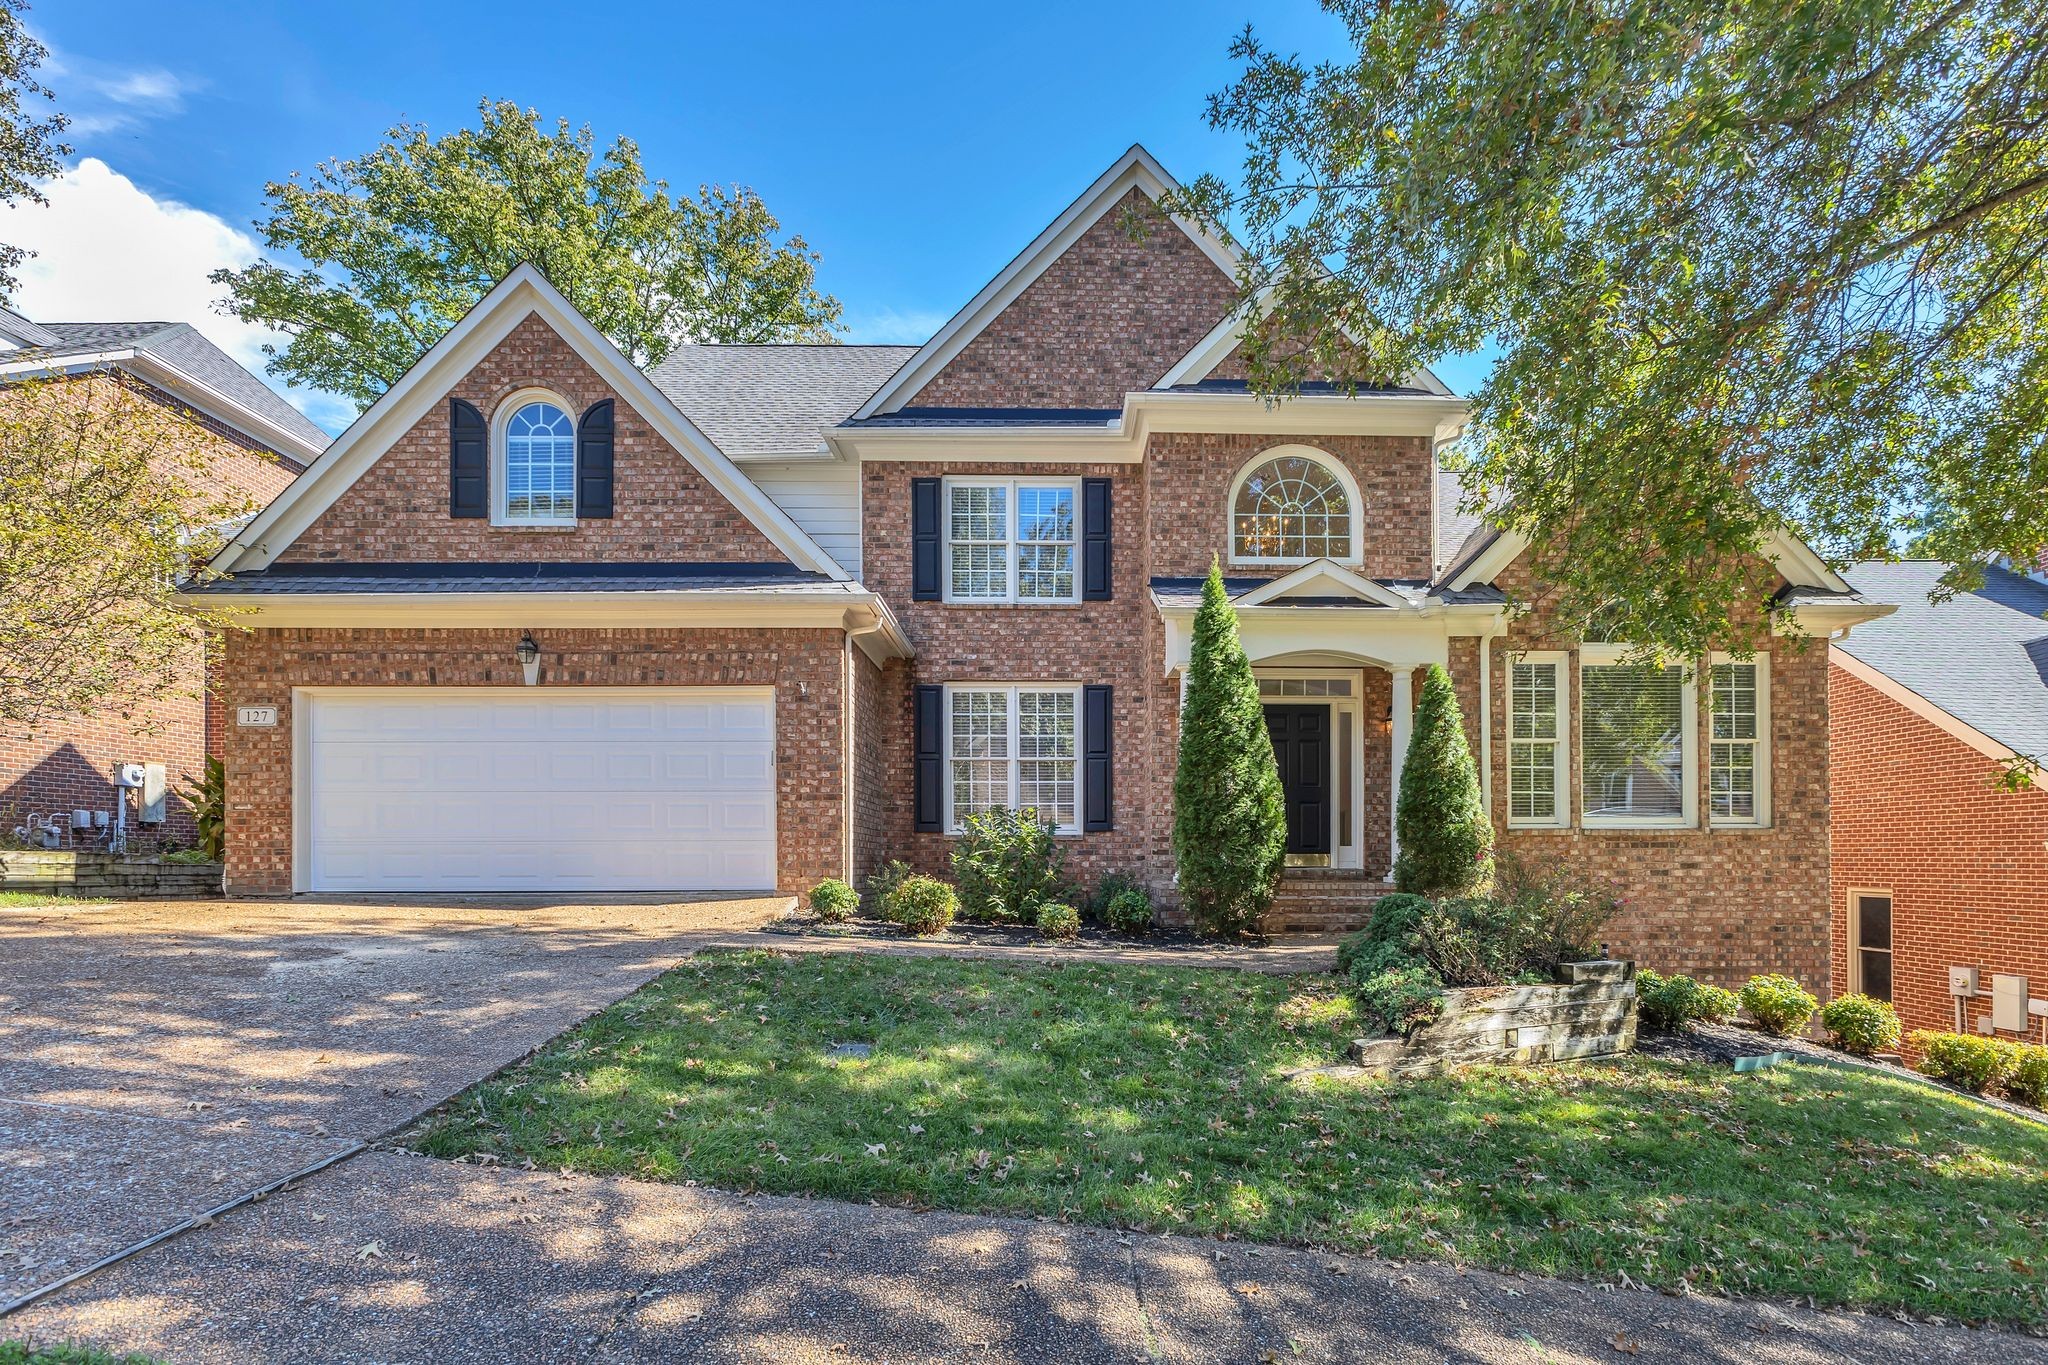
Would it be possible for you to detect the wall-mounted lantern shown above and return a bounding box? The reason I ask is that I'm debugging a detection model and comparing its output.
[516,632,541,687]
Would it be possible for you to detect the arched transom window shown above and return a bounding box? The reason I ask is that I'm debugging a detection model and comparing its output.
[503,399,576,523]
[1230,449,1355,563]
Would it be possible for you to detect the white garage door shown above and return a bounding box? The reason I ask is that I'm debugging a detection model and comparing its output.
[302,689,776,893]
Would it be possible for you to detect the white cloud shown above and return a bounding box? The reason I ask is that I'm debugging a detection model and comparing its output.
[842,306,949,346]
[0,158,350,431]
[39,39,201,137]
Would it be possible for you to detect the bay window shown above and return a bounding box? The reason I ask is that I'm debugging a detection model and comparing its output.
[1507,653,1568,826]
[1708,654,1770,825]
[1579,645,1696,827]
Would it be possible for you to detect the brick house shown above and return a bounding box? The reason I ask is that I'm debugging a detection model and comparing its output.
[1830,560,2048,1041]
[191,146,1887,985]
[0,307,327,847]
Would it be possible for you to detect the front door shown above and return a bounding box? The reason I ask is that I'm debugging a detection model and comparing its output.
[1264,704,1332,857]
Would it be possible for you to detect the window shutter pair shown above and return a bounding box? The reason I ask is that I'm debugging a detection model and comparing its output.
[446,397,615,519]
[911,683,1113,833]
[909,476,1112,600]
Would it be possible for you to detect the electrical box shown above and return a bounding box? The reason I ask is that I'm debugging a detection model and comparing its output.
[1992,974,2029,1033]
[114,762,146,789]
[138,762,167,824]
[1949,965,1980,997]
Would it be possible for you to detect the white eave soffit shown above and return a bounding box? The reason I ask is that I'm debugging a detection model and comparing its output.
[210,265,847,581]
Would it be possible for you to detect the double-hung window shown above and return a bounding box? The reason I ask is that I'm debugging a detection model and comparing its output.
[1579,644,1696,827]
[945,479,1078,603]
[944,684,1079,832]
[1708,654,1770,825]
[1507,653,1568,826]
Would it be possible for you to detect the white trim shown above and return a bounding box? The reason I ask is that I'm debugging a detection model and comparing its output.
[1149,283,1457,397]
[1847,888,1895,1002]
[211,265,847,580]
[1706,652,1773,827]
[1445,526,1856,598]
[491,387,578,526]
[853,146,1240,420]
[1254,666,1367,870]
[939,682,1083,836]
[1226,446,1365,569]
[1830,646,2046,789]
[1233,558,1409,610]
[1504,650,1570,829]
[940,475,1082,605]
[1578,643,1698,830]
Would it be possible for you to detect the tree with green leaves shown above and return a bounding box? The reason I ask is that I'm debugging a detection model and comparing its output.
[214,99,842,411]
[1393,663,1493,895]
[1172,561,1287,938]
[1,377,255,736]
[1172,1,2048,658]
[0,0,71,298]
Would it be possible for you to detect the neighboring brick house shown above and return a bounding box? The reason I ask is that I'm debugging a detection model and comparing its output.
[0,307,327,848]
[191,145,1887,987]
[1829,561,2048,1042]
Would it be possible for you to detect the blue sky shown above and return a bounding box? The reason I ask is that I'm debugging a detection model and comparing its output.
[11,1,1492,428]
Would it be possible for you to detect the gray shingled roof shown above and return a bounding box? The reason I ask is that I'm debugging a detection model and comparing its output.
[646,344,914,456]
[25,320,331,454]
[1436,464,1489,576]
[1835,560,2048,760]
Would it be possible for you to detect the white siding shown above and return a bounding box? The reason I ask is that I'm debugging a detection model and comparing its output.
[743,459,862,577]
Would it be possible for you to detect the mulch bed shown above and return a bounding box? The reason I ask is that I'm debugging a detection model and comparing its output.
[763,911,1236,954]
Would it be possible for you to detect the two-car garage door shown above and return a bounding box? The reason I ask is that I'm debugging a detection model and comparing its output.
[302,689,776,893]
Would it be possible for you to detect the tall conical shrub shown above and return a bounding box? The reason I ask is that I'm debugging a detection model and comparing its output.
[1393,662,1493,895]
[1173,561,1287,938]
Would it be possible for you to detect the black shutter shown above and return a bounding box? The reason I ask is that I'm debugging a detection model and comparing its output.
[577,399,615,519]
[1082,478,1112,601]
[914,684,944,831]
[1083,683,1113,831]
[911,477,942,600]
[449,398,487,518]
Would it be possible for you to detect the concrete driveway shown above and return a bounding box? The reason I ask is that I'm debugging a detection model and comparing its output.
[0,894,785,1307]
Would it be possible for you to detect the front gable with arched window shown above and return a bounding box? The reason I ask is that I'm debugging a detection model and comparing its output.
[1227,445,1363,569]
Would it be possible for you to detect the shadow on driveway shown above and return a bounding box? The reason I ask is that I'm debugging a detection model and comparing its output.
[0,894,785,1304]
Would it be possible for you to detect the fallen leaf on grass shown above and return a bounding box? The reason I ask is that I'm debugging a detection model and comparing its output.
[355,1240,384,1261]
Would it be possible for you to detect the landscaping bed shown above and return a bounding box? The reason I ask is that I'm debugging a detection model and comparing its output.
[767,907,1219,952]
[407,949,2048,1327]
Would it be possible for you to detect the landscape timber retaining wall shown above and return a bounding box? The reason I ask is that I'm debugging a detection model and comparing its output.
[1349,960,1637,1078]
[0,850,222,899]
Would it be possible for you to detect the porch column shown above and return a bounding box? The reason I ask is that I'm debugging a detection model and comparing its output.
[1389,665,1415,878]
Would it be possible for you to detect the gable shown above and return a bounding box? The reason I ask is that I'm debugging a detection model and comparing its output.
[217,266,845,578]
[903,188,1237,411]
[278,314,790,565]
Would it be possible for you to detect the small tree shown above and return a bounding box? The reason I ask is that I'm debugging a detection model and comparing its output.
[1393,663,1492,895]
[1172,561,1286,937]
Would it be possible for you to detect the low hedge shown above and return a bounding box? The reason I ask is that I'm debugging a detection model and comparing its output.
[1909,1030,2012,1094]
[1740,974,1819,1037]
[1818,993,1902,1057]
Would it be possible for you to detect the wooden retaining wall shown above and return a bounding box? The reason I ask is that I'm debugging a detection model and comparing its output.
[0,850,222,899]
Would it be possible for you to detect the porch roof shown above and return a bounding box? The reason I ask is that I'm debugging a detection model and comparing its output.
[1148,575,1506,611]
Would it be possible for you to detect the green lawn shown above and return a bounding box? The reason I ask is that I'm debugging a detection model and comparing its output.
[410,950,2048,1325]
[0,892,106,909]
[0,1342,161,1365]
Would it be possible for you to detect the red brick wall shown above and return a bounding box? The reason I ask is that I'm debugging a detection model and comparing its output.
[1143,432,1436,582]
[1478,559,1832,988]
[1829,660,2048,1039]
[280,313,788,565]
[861,459,1157,895]
[851,650,908,888]
[904,190,1237,410]
[0,371,302,850]
[214,627,847,896]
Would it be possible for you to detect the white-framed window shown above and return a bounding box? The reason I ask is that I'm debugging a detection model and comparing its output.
[1708,653,1771,826]
[1228,445,1360,566]
[1579,643,1697,828]
[943,684,1080,833]
[495,389,577,525]
[1507,652,1569,827]
[944,478,1078,603]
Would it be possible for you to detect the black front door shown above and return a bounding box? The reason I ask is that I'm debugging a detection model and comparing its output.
[1264,704,1332,856]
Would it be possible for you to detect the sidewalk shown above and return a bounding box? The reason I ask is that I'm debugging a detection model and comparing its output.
[7,1147,2033,1363]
